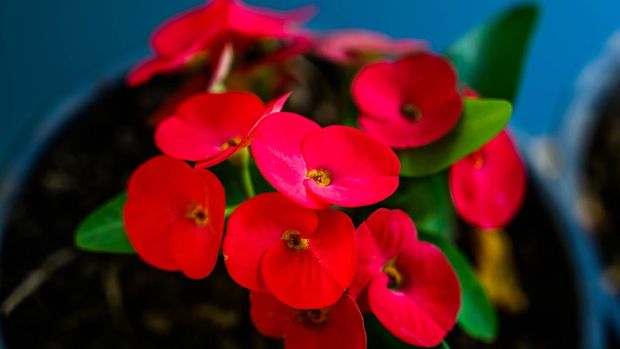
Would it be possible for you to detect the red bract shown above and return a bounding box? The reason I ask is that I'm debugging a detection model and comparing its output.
[352,53,463,148]
[449,130,526,229]
[155,91,289,168]
[128,0,314,86]
[250,292,366,349]
[314,29,425,64]
[223,192,356,309]
[123,156,225,279]
[251,112,400,209]
[351,208,461,347]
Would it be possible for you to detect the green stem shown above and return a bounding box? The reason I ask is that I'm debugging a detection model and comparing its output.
[224,205,238,217]
[239,148,255,198]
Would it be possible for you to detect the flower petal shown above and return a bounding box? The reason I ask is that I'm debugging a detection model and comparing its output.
[169,220,221,279]
[315,29,425,64]
[251,112,328,209]
[449,130,526,228]
[351,61,402,119]
[223,193,319,292]
[301,125,400,207]
[368,242,460,347]
[249,291,296,338]
[124,156,214,272]
[349,208,417,299]
[261,209,355,309]
[353,53,463,148]
[151,7,211,57]
[285,294,366,349]
[156,92,265,165]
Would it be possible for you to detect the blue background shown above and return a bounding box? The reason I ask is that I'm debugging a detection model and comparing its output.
[1,0,620,173]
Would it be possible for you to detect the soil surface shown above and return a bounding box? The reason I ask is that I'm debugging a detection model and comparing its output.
[0,74,580,348]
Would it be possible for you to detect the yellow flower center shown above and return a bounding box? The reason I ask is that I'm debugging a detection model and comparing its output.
[400,103,422,121]
[186,203,209,228]
[471,151,484,169]
[282,230,309,251]
[303,308,330,325]
[220,136,242,151]
[306,168,332,187]
[383,261,403,290]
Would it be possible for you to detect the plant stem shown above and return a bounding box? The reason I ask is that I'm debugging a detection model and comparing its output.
[224,205,238,217]
[239,147,255,198]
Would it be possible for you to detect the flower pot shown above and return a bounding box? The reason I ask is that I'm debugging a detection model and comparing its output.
[0,69,594,348]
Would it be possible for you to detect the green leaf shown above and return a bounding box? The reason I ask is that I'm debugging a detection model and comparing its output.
[399,98,511,177]
[365,313,451,349]
[385,171,456,240]
[75,193,135,254]
[421,233,498,342]
[446,4,539,102]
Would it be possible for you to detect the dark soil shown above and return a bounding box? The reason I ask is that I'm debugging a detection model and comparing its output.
[0,73,580,348]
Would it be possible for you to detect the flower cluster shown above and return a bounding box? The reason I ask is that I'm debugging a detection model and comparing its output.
[78,1,529,348]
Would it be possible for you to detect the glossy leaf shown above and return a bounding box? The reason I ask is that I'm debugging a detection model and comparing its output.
[446,4,539,102]
[385,171,456,240]
[421,233,498,342]
[364,313,451,349]
[399,98,511,177]
[75,193,135,253]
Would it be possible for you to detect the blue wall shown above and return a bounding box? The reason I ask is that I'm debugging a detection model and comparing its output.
[1,0,620,174]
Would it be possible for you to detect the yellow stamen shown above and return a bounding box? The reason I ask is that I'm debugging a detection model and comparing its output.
[220,136,242,151]
[303,308,329,325]
[282,230,309,251]
[306,168,332,187]
[382,261,403,290]
[471,151,484,169]
[186,203,209,228]
[400,103,422,121]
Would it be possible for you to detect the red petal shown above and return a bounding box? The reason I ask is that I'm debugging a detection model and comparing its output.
[126,56,180,87]
[229,1,315,39]
[449,130,526,228]
[250,291,295,338]
[151,7,211,57]
[353,53,463,148]
[155,92,265,165]
[223,193,319,292]
[263,92,292,115]
[285,294,366,349]
[368,242,461,347]
[169,221,221,279]
[301,125,400,207]
[351,61,402,120]
[251,112,329,209]
[315,29,425,64]
[349,209,417,301]
[168,168,225,279]
[124,156,222,274]
[261,209,356,309]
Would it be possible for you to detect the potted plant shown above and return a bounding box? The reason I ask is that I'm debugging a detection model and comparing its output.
[0,1,588,348]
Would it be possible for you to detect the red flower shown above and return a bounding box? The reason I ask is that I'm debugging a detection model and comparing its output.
[314,29,425,64]
[251,112,400,209]
[352,53,463,148]
[128,0,314,86]
[223,192,356,309]
[351,208,461,347]
[250,292,366,349]
[123,156,225,279]
[449,130,526,229]
[155,91,290,168]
